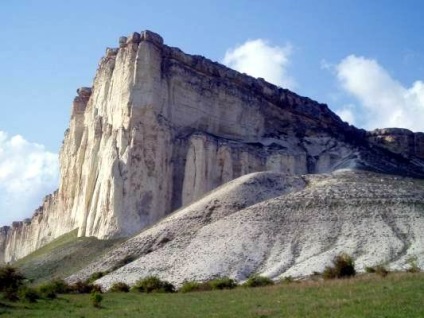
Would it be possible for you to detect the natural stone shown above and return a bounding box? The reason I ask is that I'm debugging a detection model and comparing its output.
[1,30,423,264]
[367,128,424,159]
[127,32,141,44]
[118,36,127,48]
[67,170,424,288]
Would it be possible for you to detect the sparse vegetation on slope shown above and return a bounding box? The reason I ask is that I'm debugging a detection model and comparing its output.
[13,229,124,284]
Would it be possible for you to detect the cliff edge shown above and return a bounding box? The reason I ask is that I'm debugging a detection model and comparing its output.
[1,30,423,264]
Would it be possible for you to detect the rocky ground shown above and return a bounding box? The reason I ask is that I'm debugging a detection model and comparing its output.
[66,170,424,289]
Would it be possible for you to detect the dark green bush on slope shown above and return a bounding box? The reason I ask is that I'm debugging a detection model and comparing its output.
[323,253,356,279]
[37,278,71,299]
[243,275,274,288]
[208,277,237,290]
[90,291,103,308]
[365,265,389,277]
[132,276,175,293]
[18,286,40,303]
[0,265,26,301]
[110,282,130,293]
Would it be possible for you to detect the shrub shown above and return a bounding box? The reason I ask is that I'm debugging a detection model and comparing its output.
[179,280,215,293]
[69,280,101,294]
[208,277,237,290]
[282,276,294,284]
[243,275,274,288]
[179,281,199,293]
[365,266,375,273]
[366,265,389,277]
[322,253,356,279]
[0,266,25,301]
[110,282,130,293]
[179,281,201,293]
[179,278,237,293]
[406,256,420,273]
[70,280,91,294]
[38,284,57,299]
[48,278,71,294]
[90,291,103,308]
[132,276,175,293]
[37,279,70,298]
[375,265,389,277]
[18,286,40,303]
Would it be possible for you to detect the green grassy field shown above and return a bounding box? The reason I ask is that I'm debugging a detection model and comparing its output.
[1,273,423,317]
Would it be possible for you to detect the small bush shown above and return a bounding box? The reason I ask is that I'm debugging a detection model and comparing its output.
[70,280,91,294]
[243,275,274,288]
[91,284,103,293]
[69,280,100,294]
[47,278,70,294]
[375,265,389,277]
[282,276,294,284]
[37,278,71,299]
[110,282,130,293]
[365,266,375,273]
[179,281,214,293]
[406,256,420,273]
[179,281,200,293]
[38,284,57,299]
[0,266,25,301]
[366,265,389,277]
[132,276,175,293]
[179,281,201,293]
[90,291,103,308]
[323,253,356,279]
[208,277,237,290]
[18,287,40,303]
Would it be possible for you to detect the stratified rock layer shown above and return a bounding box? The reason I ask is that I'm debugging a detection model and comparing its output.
[1,30,424,263]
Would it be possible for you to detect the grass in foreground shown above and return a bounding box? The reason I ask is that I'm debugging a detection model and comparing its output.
[1,272,423,317]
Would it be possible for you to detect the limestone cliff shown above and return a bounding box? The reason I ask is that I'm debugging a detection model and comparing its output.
[1,30,424,264]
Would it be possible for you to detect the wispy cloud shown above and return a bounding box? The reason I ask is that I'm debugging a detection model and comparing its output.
[223,39,296,89]
[335,55,424,131]
[0,132,59,226]
[335,104,356,125]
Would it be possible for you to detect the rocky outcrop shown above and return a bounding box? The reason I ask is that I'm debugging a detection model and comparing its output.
[367,128,424,159]
[1,30,424,264]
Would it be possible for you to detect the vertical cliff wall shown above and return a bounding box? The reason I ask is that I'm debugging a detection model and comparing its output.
[1,30,423,264]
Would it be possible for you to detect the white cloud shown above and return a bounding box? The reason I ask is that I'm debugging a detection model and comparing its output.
[0,131,59,226]
[336,55,424,131]
[223,39,296,89]
[335,104,356,125]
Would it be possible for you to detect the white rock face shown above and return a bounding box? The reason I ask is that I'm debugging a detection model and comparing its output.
[1,30,424,264]
[67,170,424,289]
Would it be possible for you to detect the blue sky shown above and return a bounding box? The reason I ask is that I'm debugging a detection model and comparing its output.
[1,0,424,225]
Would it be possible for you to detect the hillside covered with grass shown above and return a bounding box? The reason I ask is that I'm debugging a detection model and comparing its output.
[13,230,124,284]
